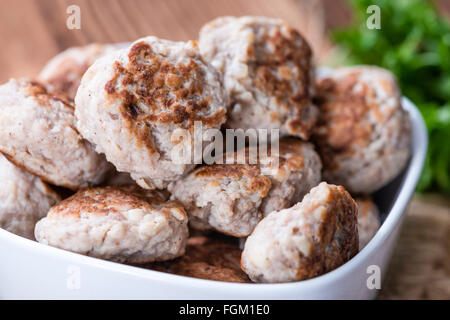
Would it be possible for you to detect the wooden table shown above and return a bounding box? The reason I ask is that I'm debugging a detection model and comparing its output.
[0,0,352,82]
[0,0,448,299]
[0,0,448,82]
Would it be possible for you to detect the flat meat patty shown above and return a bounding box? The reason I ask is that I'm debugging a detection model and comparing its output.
[35,186,189,264]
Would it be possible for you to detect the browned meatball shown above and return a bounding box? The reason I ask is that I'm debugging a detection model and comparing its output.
[0,78,111,190]
[313,66,411,194]
[169,138,322,237]
[35,187,188,264]
[75,37,228,190]
[199,16,318,139]
[241,182,359,283]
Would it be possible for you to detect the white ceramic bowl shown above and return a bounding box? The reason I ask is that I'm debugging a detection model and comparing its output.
[0,98,427,300]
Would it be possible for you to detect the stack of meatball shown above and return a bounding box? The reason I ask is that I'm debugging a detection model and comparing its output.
[0,16,411,283]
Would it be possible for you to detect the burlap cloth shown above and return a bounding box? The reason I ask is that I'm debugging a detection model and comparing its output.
[378,195,450,299]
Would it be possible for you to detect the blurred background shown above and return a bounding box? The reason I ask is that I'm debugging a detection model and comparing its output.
[0,0,448,299]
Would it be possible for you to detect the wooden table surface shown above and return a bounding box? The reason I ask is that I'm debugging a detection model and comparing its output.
[1,0,448,81]
[0,0,351,82]
[0,0,448,299]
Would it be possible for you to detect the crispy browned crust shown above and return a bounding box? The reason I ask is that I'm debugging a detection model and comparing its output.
[185,137,310,196]
[48,186,184,219]
[193,163,271,196]
[278,137,306,170]
[248,25,315,138]
[199,136,307,170]
[151,236,250,283]
[25,80,74,111]
[312,72,380,170]
[295,185,359,280]
[104,41,226,154]
[194,163,258,179]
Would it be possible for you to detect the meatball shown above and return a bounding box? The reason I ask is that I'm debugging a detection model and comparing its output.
[39,43,125,101]
[199,16,318,139]
[169,138,322,237]
[260,137,322,215]
[356,196,381,249]
[313,66,411,194]
[170,163,271,237]
[0,79,111,190]
[35,186,188,264]
[0,154,60,239]
[241,182,359,283]
[150,236,249,283]
[75,37,228,190]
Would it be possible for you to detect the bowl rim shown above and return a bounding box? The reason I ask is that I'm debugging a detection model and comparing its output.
[0,97,428,291]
